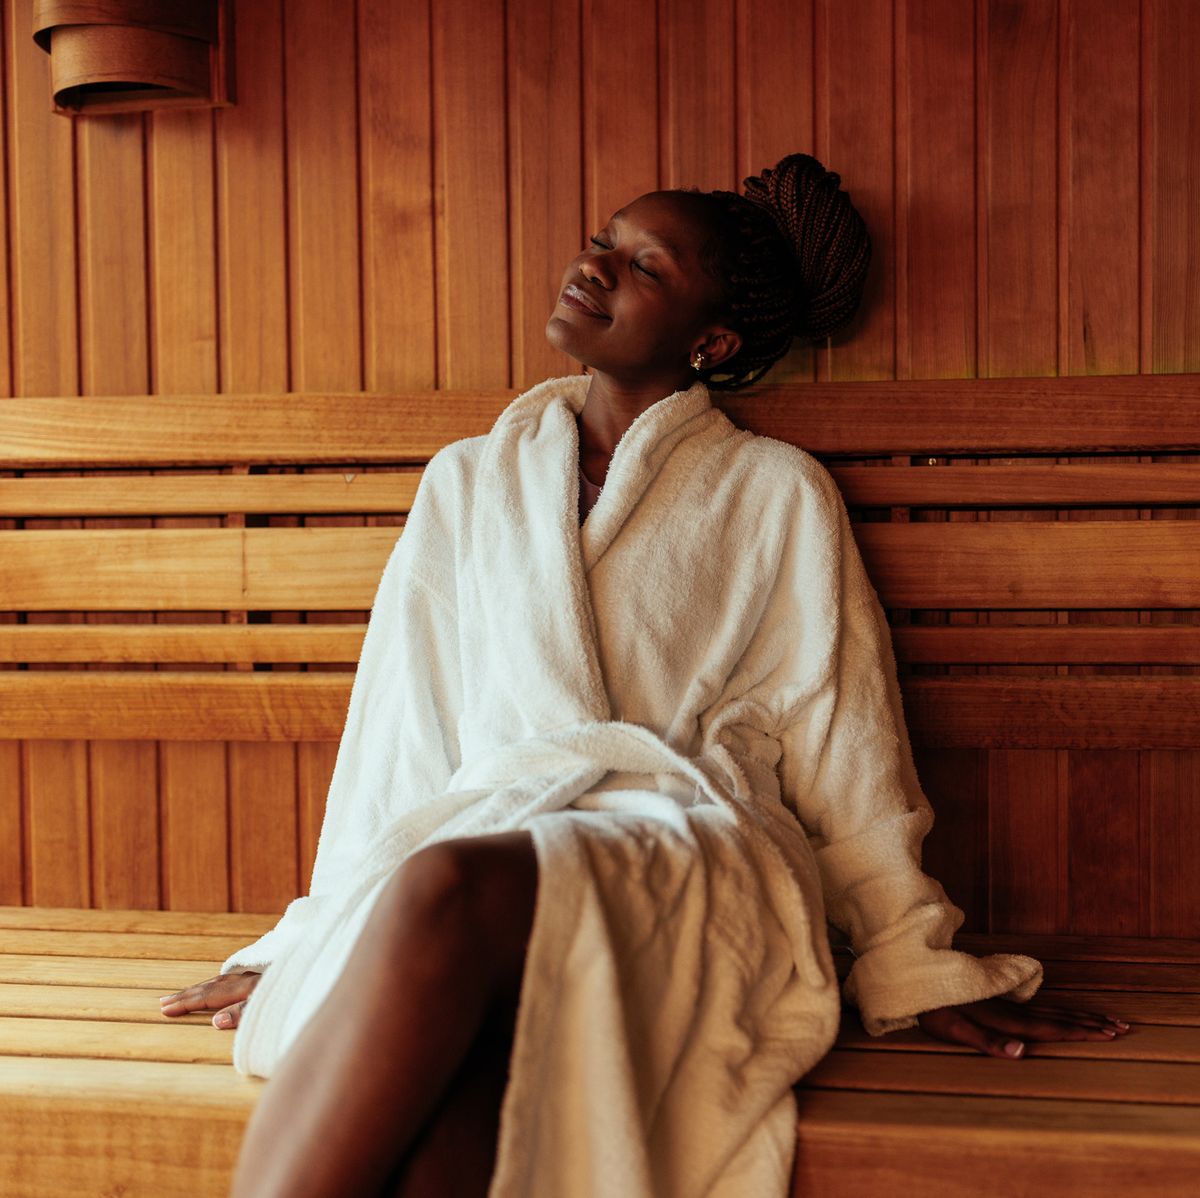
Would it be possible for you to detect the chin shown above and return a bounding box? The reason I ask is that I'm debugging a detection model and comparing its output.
[544,314,593,369]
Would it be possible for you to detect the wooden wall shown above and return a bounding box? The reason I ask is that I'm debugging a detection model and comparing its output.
[0,0,1197,929]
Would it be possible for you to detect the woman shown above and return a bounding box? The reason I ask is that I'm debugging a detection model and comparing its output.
[161,155,1130,1198]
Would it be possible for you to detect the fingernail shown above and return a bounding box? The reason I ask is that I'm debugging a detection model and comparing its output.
[1004,1040,1025,1057]
[214,1012,232,1028]
[158,995,175,1003]
[1112,1019,1130,1029]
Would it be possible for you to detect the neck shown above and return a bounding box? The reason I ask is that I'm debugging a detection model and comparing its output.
[576,368,696,456]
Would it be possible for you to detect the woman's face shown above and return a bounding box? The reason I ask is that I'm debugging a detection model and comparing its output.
[545,192,736,385]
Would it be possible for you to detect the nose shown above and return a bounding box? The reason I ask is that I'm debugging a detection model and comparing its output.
[579,252,613,290]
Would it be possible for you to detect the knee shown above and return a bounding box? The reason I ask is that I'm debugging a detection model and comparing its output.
[386,841,481,937]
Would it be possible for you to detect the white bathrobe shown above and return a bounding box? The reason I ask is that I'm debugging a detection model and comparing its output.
[221,375,1042,1197]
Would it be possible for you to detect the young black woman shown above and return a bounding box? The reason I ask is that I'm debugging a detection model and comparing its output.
[161,155,1131,1198]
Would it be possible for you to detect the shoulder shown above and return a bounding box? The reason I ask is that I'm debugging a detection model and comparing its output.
[722,425,848,522]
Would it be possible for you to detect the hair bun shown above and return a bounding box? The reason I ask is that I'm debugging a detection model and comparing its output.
[741,153,871,341]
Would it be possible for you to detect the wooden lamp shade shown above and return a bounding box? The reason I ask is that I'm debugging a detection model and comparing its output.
[32,0,234,115]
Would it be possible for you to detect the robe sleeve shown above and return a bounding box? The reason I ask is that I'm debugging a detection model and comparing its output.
[773,468,1043,1036]
[219,451,465,977]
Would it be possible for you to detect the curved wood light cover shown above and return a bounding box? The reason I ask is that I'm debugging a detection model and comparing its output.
[32,0,233,115]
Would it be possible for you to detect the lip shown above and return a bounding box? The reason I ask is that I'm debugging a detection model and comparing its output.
[559,283,610,320]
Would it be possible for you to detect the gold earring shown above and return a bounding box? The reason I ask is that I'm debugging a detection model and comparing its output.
[691,350,706,371]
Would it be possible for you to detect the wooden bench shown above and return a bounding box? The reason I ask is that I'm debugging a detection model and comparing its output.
[2,374,1199,1194]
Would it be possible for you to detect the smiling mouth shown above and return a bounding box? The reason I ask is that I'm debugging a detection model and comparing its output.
[559,284,610,320]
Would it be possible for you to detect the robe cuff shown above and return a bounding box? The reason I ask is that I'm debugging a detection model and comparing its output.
[842,945,1044,1036]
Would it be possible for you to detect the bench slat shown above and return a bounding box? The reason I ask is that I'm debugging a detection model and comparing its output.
[0,392,507,467]
[1032,989,1200,1026]
[6,672,1199,747]
[4,623,1199,667]
[792,1090,1200,1198]
[0,930,257,961]
[0,1016,229,1064]
[0,673,352,740]
[0,472,420,516]
[4,521,1198,612]
[807,1047,1200,1105]
[0,984,219,1023]
[0,907,275,937]
[0,956,225,988]
[894,625,1200,665]
[831,461,1200,506]
[0,527,399,610]
[953,931,1200,964]
[834,1021,1200,1063]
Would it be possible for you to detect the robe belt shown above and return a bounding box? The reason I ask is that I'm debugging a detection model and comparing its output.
[447,720,735,810]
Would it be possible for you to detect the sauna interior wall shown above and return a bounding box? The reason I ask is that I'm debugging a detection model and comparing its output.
[0,0,1196,929]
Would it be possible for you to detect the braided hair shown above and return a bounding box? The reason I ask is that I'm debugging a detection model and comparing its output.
[679,153,871,390]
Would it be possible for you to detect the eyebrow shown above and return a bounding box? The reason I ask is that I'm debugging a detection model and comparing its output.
[609,214,683,263]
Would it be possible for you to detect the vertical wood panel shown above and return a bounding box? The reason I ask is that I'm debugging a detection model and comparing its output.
[658,0,736,191]
[507,0,583,389]
[228,743,298,915]
[989,749,1061,932]
[1145,0,1200,937]
[359,0,436,391]
[433,0,510,388]
[1065,751,1141,935]
[8,0,85,908]
[217,0,289,395]
[76,112,158,910]
[917,747,988,931]
[150,106,227,913]
[897,0,977,381]
[582,0,659,235]
[815,0,896,380]
[212,0,289,915]
[981,0,1058,378]
[734,0,816,385]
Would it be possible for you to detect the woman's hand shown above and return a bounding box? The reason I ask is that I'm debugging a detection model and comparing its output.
[916,996,1131,1058]
[159,969,262,1030]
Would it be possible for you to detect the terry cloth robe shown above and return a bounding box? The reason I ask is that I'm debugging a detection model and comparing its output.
[220,375,1043,1198]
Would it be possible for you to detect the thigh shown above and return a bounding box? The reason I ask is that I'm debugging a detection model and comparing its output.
[396,830,539,996]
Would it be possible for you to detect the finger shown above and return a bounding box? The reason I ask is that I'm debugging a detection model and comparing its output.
[159,972,258,1016]
[966,1002,1128,1043]
[922,1009,1027,1059]
[213,1001,247,1030]
[1024,1004,1132,1032]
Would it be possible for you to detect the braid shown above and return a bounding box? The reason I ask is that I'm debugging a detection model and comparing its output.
[679,153,871,391]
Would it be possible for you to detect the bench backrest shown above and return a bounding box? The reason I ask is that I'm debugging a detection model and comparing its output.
[2,374,1197,930]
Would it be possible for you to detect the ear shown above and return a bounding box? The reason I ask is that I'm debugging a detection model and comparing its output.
[694,327,742,370]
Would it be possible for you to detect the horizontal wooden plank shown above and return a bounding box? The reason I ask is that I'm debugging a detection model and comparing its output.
[903,677,1200,749]
[3,377,1199,468]
[0,1052,258,1107]
[0,930,257,962]
[792,1090,1200,1197]
[0,907,275,938]
[1032,989,1200,1027]
[831,462,1200,507]
[3,520,1198,613]
[0,471,421,516]
[0,624,365,663]
[835,1020,1200,1063]
[0,1059,255,1198]
[0,984,217,1023]
[0,1016,229,1064]
[735,373,1200,455]
[4,674,1199,747]
[0,391,508,467]
[0,673,351,740]
[855,521,1200,609]
[953,932,1200,965]
[0,956,225,989]
[0,527,397,610]
[894,625,1200,665]
[806,1047,1200,1105]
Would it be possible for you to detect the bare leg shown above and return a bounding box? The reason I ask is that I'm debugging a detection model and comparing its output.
[381,995,517,1198]
[227,830,538,1198]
